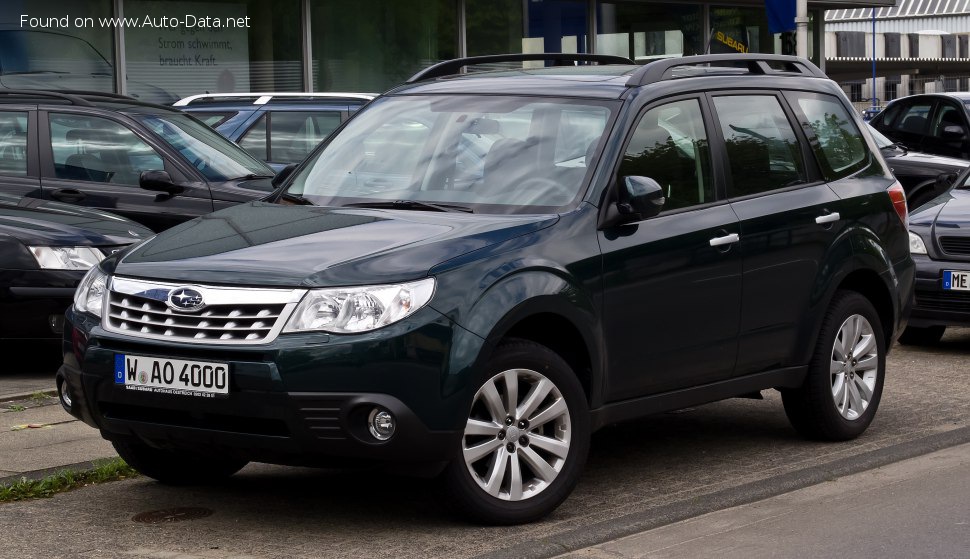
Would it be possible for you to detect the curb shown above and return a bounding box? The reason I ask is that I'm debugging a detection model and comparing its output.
[0,457,120,487]
[0,389,57,405]
[472,425,970,559]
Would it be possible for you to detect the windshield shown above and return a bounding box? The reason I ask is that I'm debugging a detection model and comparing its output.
[0,31,112,76]
[865,122,894,149]
[286,95,616,213]
[135,113,272,181]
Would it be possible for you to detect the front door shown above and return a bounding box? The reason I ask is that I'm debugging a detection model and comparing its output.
[599,97,741,400]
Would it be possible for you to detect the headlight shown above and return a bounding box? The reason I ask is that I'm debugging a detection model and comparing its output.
[28,246,104,270]
[284,278,436,334]
[908,231,927,255]
[73,267,108,317]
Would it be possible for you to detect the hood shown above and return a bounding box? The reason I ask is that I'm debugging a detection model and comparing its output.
[912,187,970,234]
[109,202,558,287]
[0,194,153,246]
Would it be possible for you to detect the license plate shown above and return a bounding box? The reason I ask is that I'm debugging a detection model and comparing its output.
[943,270,970,291]
[114,354,229,398]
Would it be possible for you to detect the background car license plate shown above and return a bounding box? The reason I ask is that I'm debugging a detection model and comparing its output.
[943,270,970,291]
[114,354,229,397]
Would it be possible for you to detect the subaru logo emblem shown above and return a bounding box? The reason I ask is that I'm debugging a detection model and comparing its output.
[168,287,205,312]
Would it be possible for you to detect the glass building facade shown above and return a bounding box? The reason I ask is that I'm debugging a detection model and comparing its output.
[0,0,885,104]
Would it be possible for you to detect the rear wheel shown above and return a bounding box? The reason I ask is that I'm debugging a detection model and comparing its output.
[898,325,945,346]
[782,291,886,441]
[443,339,589,525]
[112,439,248,485]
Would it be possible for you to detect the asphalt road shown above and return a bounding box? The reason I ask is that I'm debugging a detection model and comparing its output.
[0,329,968,559]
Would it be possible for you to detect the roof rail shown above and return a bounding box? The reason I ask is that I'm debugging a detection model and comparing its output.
[63,90,138,101]
[626,54,826,87]
[0,89,94,107]
[172,92,377,107]
[406,53,636,83]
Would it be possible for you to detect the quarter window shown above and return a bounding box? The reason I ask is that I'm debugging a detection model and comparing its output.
[618,99,713,211]
[0,111,28,176]
[791,93,869,179]
[49,114,163,185]
[713,95,806,198]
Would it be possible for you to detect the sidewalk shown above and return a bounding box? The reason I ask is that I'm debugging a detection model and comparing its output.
[0,397,116,482]
[0,373,58,403]
[558,443,970,559]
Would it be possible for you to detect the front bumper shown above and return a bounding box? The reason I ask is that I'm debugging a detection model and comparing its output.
[59,305,477,469]
[0,269,83,340]
[907,254,970,328]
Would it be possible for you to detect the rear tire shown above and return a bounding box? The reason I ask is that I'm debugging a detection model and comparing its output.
[442,339,590,525]
[898,325,945,346]
[112,439,248,485]
[782,291,886,441]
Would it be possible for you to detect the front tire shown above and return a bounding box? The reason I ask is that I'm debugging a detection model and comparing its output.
[443,339,590,525]
[782,291,886,441]
[112,439,248,485]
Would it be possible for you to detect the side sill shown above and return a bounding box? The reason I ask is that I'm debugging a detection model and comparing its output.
[590,366,808,431]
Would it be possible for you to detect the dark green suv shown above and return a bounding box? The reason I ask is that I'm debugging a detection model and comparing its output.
[58,54,914,524]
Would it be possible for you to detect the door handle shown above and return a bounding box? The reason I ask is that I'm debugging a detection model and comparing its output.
[50,188,86,203]
[815,212,841,225]
[709,233,740,247]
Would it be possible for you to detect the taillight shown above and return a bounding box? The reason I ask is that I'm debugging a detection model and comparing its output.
[887,181,908,229]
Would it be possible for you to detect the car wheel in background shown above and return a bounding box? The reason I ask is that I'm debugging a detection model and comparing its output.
[443,339,590,525]
[898,325,946,346]
[782,291,886,441]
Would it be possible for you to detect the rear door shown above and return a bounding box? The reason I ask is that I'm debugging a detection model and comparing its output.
[0,106,40,198]
[599,96,742,399]
[709,91,842,376]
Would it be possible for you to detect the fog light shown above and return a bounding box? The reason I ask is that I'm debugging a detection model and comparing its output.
[368,408,395,441]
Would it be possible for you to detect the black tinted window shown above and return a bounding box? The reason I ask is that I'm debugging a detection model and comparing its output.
[713,95,807,197]
[0,111,28,176]
[891,102,932,135]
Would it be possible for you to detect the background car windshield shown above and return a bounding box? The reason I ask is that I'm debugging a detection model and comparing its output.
[866,122,894,148]
[135,113,272,181]
[287,95,614,212]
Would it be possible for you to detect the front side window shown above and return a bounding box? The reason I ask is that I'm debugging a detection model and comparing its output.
[891,102,933,135]
[49,113,163,185]
[0,111,28,177]
[931,103,966,138]
[618,99,713,211]
[269,111,343,163]
[713,95,806,197]
[791,92,869,179]
[287,95,615,213]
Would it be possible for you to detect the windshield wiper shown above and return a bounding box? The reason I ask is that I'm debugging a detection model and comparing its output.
[344,200,474,213]
[279,192,315,205]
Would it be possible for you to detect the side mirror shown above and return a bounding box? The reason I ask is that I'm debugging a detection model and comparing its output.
[617,176,665,220]
[139,170,183,195]
[941,125,967,141]
[272,163,298,189]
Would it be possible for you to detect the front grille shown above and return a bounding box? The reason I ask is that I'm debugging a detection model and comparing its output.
[940,236,970,256]
[916,290,970,313]
[104,277,306,345]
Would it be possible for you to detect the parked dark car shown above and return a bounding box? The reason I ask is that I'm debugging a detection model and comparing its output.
[174,93,375,171]
[59,53,913,524]
[0,192,150,343]
[869,92,970,160]
[867,122,968,209]
[904,167,970,344]
[0,90,275,232]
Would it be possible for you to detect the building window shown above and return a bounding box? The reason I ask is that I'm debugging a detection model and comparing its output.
[466,0,587,57]
[849,83,863,102]
[123,0,303,104]
[312,0,456,92]
[885,77,900,102]
[0,0,115,94]
[596,2,703,61]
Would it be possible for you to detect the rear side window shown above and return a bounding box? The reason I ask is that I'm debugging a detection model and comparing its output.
[0,111,28,176]
[713,95,807,198]
[789,92,869,180]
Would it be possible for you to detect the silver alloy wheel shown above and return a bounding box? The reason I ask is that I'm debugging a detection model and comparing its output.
[830,314,879,421]
[462,368,572,501]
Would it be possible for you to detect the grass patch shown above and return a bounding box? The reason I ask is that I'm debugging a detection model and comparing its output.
[0,459,138,503]
[4,404,26,412]
[29,391,54,402]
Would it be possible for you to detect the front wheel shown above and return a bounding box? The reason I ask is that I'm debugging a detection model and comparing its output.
[782,291,886,441]
[443,339,590,525]
[112,439,248,485]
